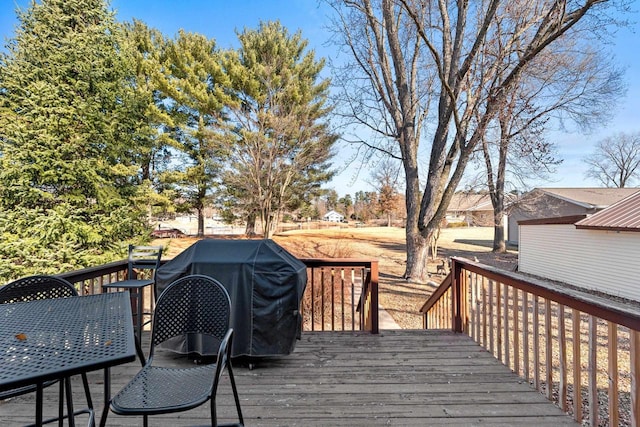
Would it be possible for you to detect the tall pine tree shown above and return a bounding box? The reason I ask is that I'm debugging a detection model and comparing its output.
[154,30,235,237]
[225,21,337,238]
[0,0,149,280]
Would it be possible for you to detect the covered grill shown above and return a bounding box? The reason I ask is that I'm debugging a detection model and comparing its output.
[155,239,307,358]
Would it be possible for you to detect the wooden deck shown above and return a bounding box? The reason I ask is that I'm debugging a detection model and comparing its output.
[1,330,577,426]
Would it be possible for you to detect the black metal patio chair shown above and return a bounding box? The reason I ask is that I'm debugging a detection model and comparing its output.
[101,245,162,349]
[108,274,244,427]
[0,274,95,426]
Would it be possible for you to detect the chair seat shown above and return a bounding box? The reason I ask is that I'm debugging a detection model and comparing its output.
[102,279,154,290]
[110,364,216,415]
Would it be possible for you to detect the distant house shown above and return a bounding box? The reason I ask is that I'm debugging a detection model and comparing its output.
[446,193,504,227]
[507,187,638,245]
[518,190,640,302]
[323,210,344,222]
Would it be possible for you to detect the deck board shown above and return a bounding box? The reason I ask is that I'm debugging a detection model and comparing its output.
[1,330,577,426]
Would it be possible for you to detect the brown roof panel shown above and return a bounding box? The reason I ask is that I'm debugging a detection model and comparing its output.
[575,190,640,231]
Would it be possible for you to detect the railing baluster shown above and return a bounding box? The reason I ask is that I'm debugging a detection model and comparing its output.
[545,299,552,401]
[475,274,481,344]
[330,268,335,331]
[481,276,487,348]
[351,268,356,331]
[608,322,618,426]
[513,288,520,375]
[533,295,540,391]
[558,305,567,411]
[588,315,598,427]
[572,308,582,422]
[496,282,502,362]
[310,268,316,331]
[469,272,475,340]
[320,269,325,331]
[523,291,530,383]
[470,272,475,339]
[489,280,494,355]
[504,284,510,368]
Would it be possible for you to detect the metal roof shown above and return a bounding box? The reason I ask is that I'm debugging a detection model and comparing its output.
[575,190,640,231]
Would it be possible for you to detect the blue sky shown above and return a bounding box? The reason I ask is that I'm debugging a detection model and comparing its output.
[1,1,639,194]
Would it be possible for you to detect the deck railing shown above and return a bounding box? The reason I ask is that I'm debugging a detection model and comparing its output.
[421,256,640,426]
[59,257,379,334]
[299,258,379,334]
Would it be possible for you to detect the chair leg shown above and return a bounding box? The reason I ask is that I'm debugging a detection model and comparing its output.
[228,364,244,425]
[135,336,146,366]
[143,414,149,427]
[211,396,217,427]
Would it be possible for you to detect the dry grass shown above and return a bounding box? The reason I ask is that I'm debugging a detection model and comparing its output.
[154,226,514,329]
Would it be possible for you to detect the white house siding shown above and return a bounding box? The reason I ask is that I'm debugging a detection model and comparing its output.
[519,224,640,302]
[323,211,344,222]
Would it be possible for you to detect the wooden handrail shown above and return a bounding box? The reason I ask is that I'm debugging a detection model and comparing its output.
[422,256,640,425]
[419,272,452,313]
[453,257,640,331]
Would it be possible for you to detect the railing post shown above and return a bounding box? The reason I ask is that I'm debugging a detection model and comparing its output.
[369,261,379,334]
[452,259,464,333]
[631,330,640,426]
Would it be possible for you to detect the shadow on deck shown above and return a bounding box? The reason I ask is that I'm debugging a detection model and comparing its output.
[1,330,576,426]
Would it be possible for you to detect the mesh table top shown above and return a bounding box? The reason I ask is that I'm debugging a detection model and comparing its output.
[0,292,136,392]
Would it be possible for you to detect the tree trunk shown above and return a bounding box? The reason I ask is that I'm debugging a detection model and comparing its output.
[492,207,506,253]
[405,227,430,281]
[402,141,431,282]
[245,211,256,236]
[403,171,430,281]
[197,206,204,238]
[264,213,274,239]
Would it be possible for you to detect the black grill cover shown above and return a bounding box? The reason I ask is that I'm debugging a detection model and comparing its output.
[155,239,307,358]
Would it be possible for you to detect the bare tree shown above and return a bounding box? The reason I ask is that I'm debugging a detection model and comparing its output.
[477,18,624,252]
[371,158,403,226]
[328,0,624,281]
[583,131,640,187]
[326,0,435,280]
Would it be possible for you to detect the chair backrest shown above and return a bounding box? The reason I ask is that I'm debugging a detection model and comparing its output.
[0,275,78,303]
[127,245,162,280]
[149,274,231,359]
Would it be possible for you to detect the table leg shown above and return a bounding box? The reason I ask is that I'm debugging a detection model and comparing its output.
[64,378,76,427]
[58,380,64,427]
[99,367,110,427]
[36,383,43,427]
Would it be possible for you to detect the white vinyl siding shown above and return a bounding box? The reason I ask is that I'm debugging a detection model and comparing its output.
[519,224,640,302]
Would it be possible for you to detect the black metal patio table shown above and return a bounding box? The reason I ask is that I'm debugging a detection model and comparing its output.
[0,292,136,426]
